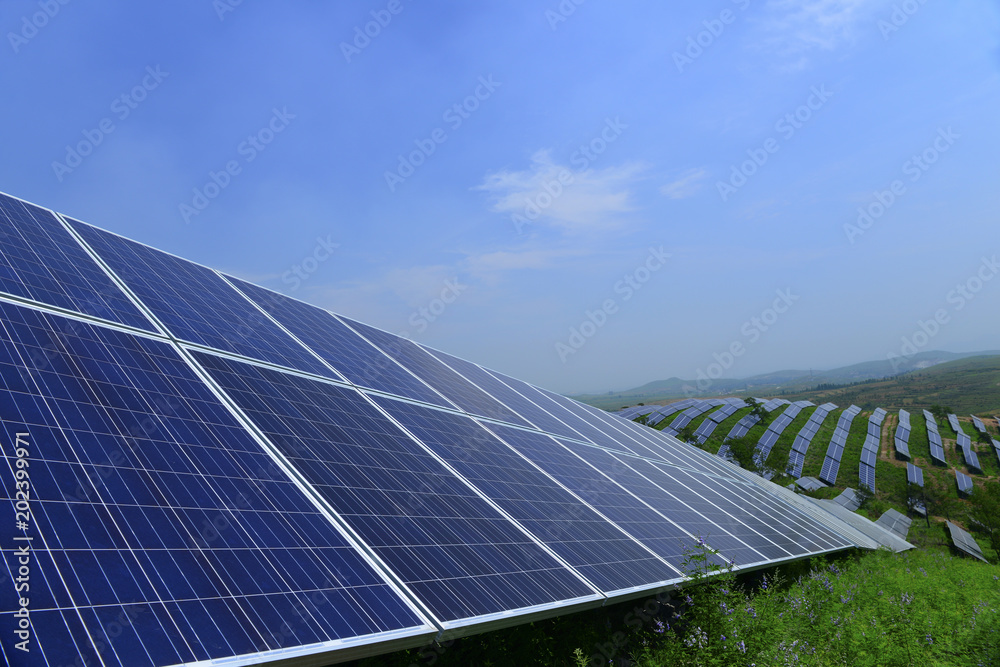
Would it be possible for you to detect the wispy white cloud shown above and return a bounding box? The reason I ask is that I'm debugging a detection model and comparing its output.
[475,150,645,233]
[659,167,709,199]
[754,0,891,66]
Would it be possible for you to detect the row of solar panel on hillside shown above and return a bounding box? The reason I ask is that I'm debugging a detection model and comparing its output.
[664,399,724,435]
[894,409,911,459]
[923,410,948,466]
[819,405,862,485]
[786,402,837,478]
[692,398,745,444]
[0,192,858,667]
[857,408,886,492]
[755,401,813,468]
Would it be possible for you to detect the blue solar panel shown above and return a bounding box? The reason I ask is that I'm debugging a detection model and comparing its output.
[906,463,924,487]
[634,459,848,560]
[67,219,335,378]
[193,351,595,623]
[858,466,875,493]
[947,414,961,434]
[224,275,454,408]
[956,471,974,496]
[0,301,431,666]
[368,397,684,592]
[423,347,590,441]
[0,194,154,331]
[336,315,532,428]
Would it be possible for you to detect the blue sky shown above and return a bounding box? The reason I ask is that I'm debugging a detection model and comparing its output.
[2,0,999,394]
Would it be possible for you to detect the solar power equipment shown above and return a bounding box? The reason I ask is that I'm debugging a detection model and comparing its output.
[906,463,924,487]
[786,402,837,478]
[0,191,895,667]
[956,470,975,497]
[819,405,862,486]
[946,522,989,563]
[894,409,912,460]
[947,413,962,434]
[971,415,988,435]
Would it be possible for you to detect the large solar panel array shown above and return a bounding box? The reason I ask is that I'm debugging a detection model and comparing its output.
[663,399,724,436]
[894,409,911,460]
[819,405,861,485]
[947,413,962,434]
[754,400,814,467]
[857,408,886,492]
[0,192,873,666]
[786,402,837,478]
[923,410,947,466]
[691,398,745,444]
[971,415,988,435]
[946,521,988,563]
[906,462,924,487]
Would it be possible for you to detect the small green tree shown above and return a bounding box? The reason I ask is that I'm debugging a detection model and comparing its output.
[967,479,1000,558]
[723,435,774,478]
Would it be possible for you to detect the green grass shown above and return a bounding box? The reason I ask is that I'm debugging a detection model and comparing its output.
[356,547,1000,667]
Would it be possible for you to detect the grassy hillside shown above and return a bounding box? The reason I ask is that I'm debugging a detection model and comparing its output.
[780,355,1000,415]
[578,355,1000,415]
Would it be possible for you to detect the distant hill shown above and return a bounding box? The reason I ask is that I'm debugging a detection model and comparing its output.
[778,354,1000,415]
[572,350,1000,411]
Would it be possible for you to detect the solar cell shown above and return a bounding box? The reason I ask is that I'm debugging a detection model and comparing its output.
[946,522,988,562]
[0,194,154,331]
[875,510,911,540]
[955,471,974,496]
[336,316,532,428]
[194,352,596,623]
[68,219,336,378]
[370,398,688,592]
[947,414,961,434]
[906,463,924,487]
[971,415,987,434]
[0,301,434,665]
[224,276,454,409]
